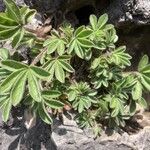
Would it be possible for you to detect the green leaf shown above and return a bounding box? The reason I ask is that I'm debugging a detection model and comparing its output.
[2,98,11,122]
[0,13,18,27]
[74,43,84,59]
[12,28,25,48]
[1,60,28,71]
[0,48,9,60]
[0,69,25,93]
[20,6,36,24]
[89,15,97,30]
[0,95,8,108]
[28,70,41,102]
[59,60,74,72]
[10,71,27,106]
[42,90,61,98]
[4,0,21,23]
[138,55,149,71]
[68,91,76,101]
[140,64,150,74]
[141,76,150,91]
[138,97,147,109]
[111,107,119,117]
[30,66,50,79]
[98,13,108,29]
[132,81,142,100]
[0,26,19,40]
[54,62,65,83]
[129,100,136,115]
[74,26,85,37]
[78,39,93,48]
[77,29,92,38]
[44,99,64,109]
[38,103,52,124]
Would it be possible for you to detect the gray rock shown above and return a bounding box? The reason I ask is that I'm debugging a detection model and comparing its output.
[52,116,150,150]
[0,0,5,12]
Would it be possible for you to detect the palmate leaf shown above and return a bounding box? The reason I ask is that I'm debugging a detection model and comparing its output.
[68,26,93,59]
[111,46,132,67]
[89,14,108,30]
[44,36,66,56]
[0,1,36,42]
[44,57,74,83]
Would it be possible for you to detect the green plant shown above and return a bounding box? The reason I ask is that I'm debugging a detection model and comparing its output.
[0,0,150,137]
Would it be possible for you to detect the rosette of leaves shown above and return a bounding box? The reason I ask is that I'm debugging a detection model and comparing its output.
[88,14,117,50]
[43,55,74,83]
[90,57,113,89]
[67,25,94,59]
[111,46,132,68]
[68,82,97,113]
[43,30,67,56]
[0,0,36,48]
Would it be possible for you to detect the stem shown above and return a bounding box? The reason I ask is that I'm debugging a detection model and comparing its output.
[31,48,47,65]
[122,71,139,76]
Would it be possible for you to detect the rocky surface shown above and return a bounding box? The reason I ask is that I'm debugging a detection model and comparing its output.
[51,115,150,150]
[1,115,150,150]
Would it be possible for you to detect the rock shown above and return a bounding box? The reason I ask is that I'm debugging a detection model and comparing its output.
[0,0,5,12]
[106,0,150,27]
[51,116,150,150]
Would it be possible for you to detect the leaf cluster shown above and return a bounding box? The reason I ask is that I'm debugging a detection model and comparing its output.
[0,0,150,137]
